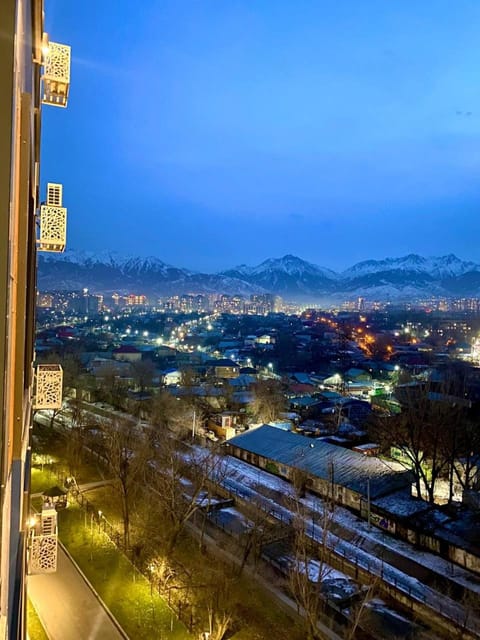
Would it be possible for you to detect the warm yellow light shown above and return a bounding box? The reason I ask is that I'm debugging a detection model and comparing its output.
[41,33,50,59]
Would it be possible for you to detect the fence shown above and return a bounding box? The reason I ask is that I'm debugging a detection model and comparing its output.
[71,487,204,634]
[216,475,480,638]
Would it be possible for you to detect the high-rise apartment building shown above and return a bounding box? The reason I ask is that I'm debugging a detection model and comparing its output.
[1,2,70,637]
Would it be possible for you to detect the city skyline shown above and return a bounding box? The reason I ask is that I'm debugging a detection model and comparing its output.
[43,0,480,271]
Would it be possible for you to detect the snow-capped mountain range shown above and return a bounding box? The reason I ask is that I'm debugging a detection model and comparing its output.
[37,251,480,301]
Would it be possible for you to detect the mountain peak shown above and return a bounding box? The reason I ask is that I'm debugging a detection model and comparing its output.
[38,250,480,301]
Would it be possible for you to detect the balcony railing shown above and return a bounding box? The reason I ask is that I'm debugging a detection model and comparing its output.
[29,506,58,574]
[37,182,67,252]
[42,40,71,108]
[35,364,63,410]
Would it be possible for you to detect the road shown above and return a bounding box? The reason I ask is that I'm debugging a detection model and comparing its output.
[28,543,126,640]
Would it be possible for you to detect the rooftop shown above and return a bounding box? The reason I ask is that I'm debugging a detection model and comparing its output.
[227,425,411,499]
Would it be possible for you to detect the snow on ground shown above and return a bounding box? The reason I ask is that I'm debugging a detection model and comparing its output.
[221,454,480,635]
[64,406,480,632]
[215,506,246,519]
[366,598,412,622]
[226,455,296,496]
[328,501,480,596]
[224,454,480,596]
[296,560,359,600]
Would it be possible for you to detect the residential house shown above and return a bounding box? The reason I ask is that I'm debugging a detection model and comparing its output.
[206,358,240,379]
[112,345,142,363]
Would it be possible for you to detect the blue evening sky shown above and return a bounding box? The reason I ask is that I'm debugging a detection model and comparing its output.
[43,1,480,272]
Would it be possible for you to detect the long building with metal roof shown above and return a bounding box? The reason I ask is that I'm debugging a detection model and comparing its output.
[226,425,411,512]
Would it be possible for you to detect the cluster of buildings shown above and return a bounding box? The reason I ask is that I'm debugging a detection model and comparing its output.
[157,293,280,315]
[37,290,284,317]
[227,425,480,574]
[37,289,104,315]
[32,286,480,620]
[38,306,480,577]
[339,297,480,314]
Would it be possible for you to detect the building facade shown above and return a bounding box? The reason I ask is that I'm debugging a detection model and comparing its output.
[1,2,70,637]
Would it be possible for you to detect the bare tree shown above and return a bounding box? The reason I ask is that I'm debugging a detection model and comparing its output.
[94,362,132,410]
[130,358,155,393]
[64,397,86,476]
[370,380,467,503]
[288,503,333,640]
[180,366,197,390]
[97,415,151,548]
[149,390,187,433]
[146,433,227,558]
[235,497,291,577]
[448,417,480,497]
[251,379,287,423]
[194,569,236,640]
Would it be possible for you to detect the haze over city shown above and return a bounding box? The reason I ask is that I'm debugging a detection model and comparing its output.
[42,0,480,272]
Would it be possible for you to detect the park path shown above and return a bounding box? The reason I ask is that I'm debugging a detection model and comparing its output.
[28,542,127,640]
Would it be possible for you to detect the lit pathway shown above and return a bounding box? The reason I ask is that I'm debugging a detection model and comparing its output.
[28,542,126,640]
